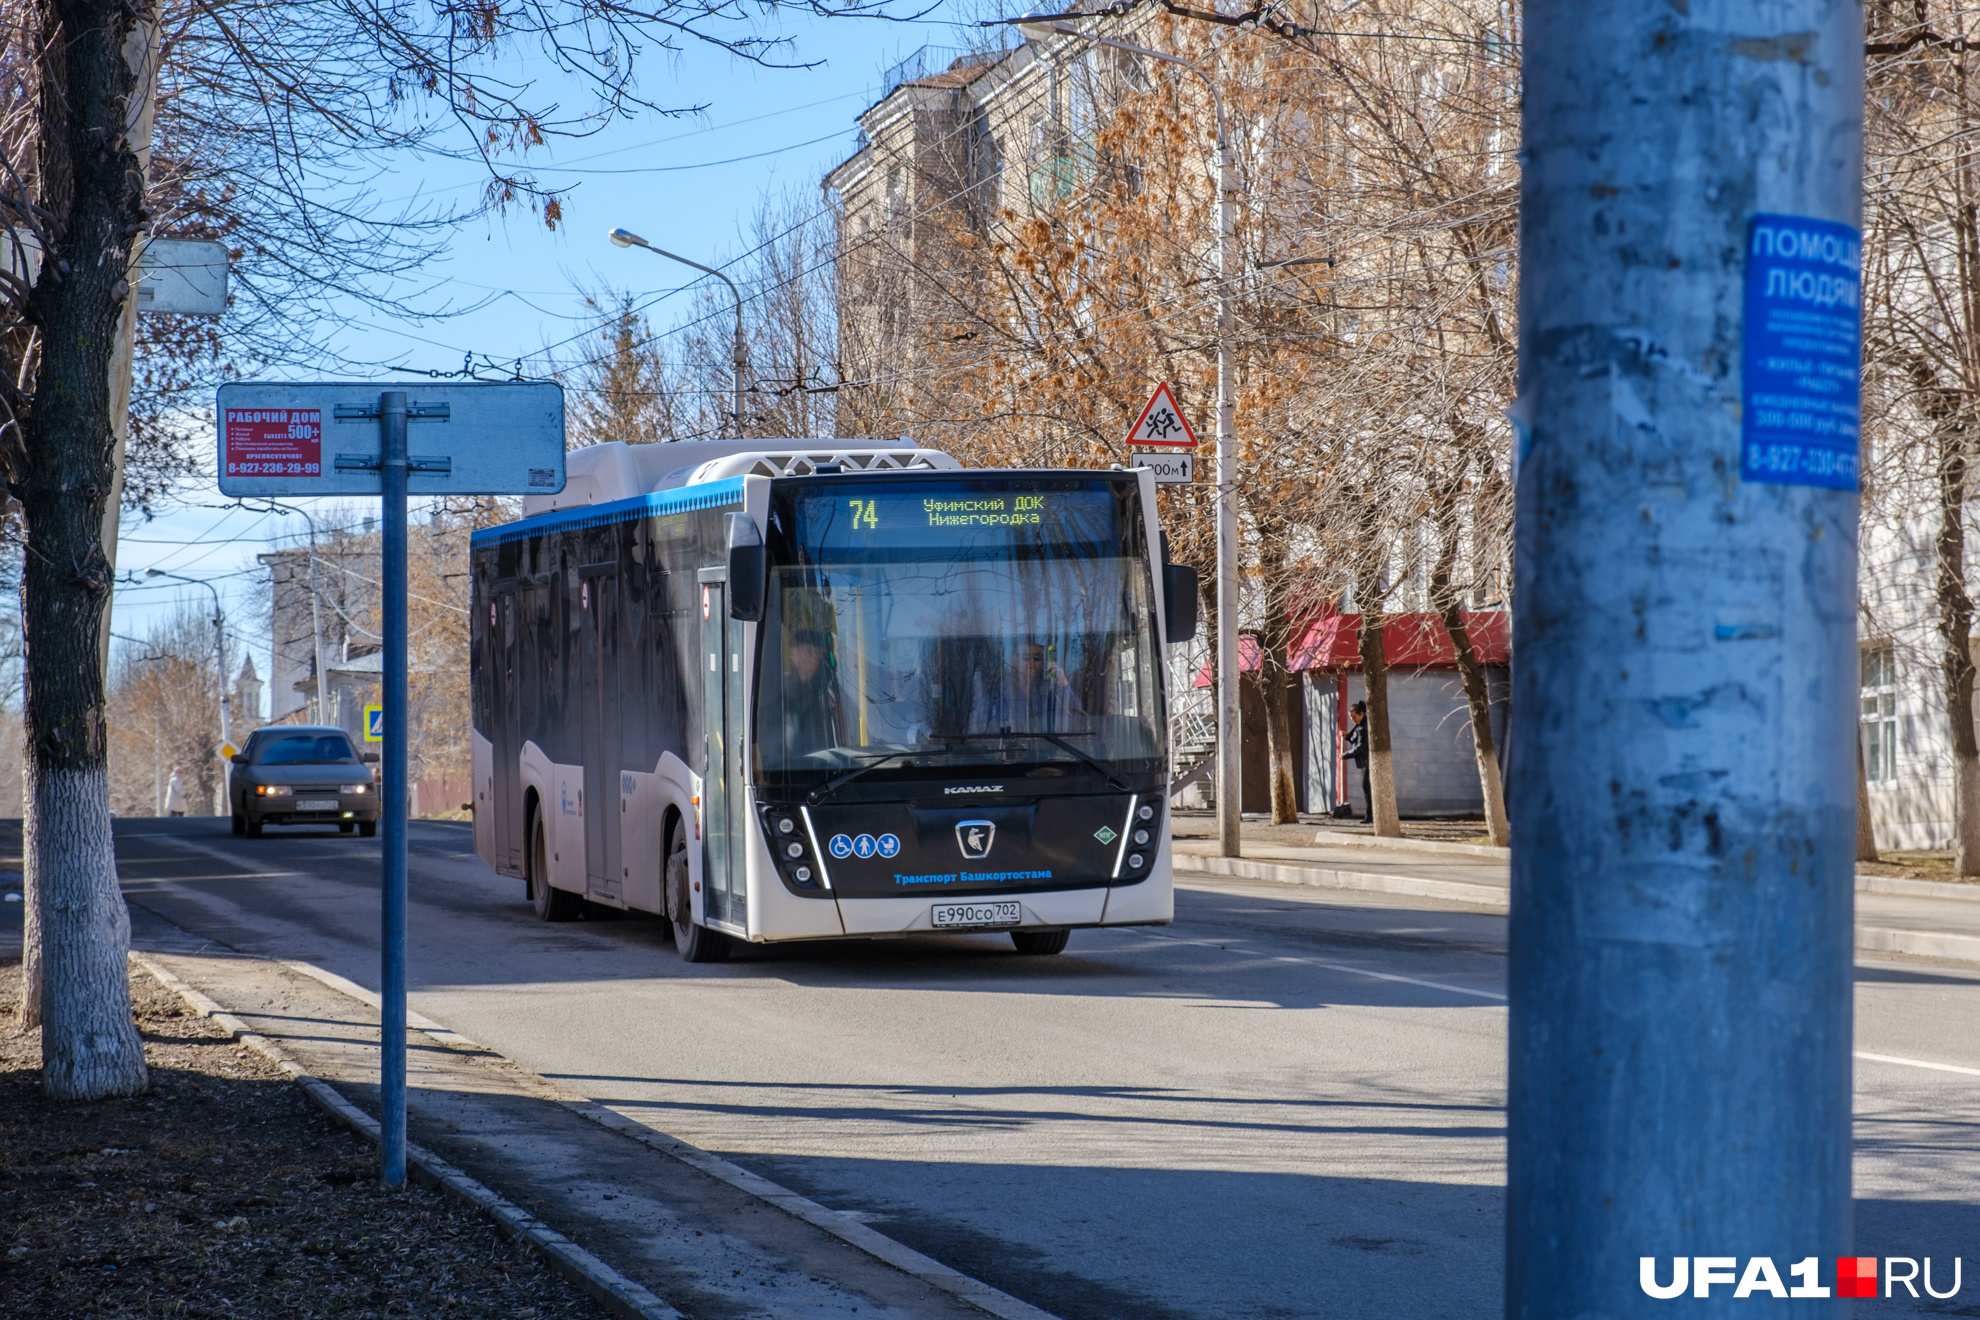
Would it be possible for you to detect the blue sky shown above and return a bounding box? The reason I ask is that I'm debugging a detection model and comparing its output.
[114,1,992,704]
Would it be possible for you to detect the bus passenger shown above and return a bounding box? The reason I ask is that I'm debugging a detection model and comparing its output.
[981,640,1083,731]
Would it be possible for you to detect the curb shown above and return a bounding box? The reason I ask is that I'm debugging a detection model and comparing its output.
[131,953,684,1320]
[263,958,1063,1320]
[1174,856,1980,968]
[1856,925,1980,964]
[1171,851,1510,909]
[1857,873,1980,903]
[1305,832,1511,861]
[565,1101,1061,1320]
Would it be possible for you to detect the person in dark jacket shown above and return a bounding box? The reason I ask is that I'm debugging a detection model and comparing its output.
[779,629,843,759]
[1342,701,1371,824]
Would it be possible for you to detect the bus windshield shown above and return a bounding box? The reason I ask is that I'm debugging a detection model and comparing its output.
[756,477,1164,788]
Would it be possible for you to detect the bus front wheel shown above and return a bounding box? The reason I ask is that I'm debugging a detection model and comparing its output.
[530,818,581,922]
[1011,929,1070,956]
[666,822,728,963]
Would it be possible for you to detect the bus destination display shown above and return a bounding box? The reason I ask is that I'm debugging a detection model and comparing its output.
[796,483,1120,558]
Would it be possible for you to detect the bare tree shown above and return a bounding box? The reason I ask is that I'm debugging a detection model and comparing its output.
[1864,0,1980,874]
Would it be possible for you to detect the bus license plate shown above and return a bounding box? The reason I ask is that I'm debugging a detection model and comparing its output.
[296,799,338,812]
[933,901,1021,929]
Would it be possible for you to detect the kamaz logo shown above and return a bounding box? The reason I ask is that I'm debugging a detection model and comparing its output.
[956,820,996,859]
[945,785,1003,795]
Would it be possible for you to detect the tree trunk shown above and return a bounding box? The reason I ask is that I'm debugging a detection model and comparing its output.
[19,0,153,1098]
[1856,734,1880,864]
[1357,607,1401,837]
[1927,373,1980,876]
[1427,479,1510,847]
[1439,604,1510,848]
[18,827,40,1027]
[1258,535,1301,825]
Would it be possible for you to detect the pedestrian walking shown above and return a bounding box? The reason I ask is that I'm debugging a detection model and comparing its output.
[165,766,187,817]
[1342,702,1371,824]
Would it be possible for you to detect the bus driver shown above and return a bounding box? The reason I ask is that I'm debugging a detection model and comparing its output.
[779,629,844,759]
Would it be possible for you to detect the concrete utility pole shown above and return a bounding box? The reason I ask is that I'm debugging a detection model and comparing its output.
[1510,2,1861,1312]
[1009,14,1241,857]
[607,228,749,438]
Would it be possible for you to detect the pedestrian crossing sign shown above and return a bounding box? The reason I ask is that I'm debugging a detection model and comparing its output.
[1125,382,1199,449]
[364,705,384,742]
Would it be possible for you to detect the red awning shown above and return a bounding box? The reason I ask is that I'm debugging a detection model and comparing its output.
[1194,612,1509,686]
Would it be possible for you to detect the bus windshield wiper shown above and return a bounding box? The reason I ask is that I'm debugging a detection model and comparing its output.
[806,751,916,805]
[930,731,1131,793]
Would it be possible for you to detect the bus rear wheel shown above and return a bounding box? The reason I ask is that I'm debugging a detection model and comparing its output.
[666,822,728,963]
[1011,928,1070,956]
[530,818,581,922]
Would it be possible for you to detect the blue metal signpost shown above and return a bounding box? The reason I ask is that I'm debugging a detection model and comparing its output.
[216,382,563,1188]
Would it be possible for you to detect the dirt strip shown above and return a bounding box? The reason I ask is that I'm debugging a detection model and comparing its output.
[0,956,608,1319]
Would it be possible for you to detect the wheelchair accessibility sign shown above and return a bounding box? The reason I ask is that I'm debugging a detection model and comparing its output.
[364,705,384,742]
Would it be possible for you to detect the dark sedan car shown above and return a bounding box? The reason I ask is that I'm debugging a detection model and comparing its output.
[228,726,381,837]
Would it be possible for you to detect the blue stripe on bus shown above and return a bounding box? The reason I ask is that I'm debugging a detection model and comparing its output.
[469,476,746,547]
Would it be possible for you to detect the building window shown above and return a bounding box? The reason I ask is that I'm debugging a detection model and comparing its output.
[1862,645,1898,784]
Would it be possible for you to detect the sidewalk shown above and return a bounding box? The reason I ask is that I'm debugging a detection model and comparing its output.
[1170,822,1980,966]
[131,945,1050,1320]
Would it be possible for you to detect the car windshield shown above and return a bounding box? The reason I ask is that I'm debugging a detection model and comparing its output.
[256,734,360,765]
[755,477,1163,787]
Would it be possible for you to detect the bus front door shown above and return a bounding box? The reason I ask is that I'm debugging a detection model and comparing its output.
[700,582,747,929]
[580,568,623,904]
[494,590,522,874]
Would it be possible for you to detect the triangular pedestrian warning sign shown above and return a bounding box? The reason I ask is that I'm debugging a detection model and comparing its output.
[1125,382,1199,449]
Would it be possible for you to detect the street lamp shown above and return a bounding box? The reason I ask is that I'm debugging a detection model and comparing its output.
[607,227,749,440]
[1011,13,1243,858]
[145,568,232,815]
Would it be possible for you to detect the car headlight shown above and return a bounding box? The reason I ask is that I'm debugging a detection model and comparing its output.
[341,784,369,794]
[255,785,293,796]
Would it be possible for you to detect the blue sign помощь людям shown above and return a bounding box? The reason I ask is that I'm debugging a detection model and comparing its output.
[1740,214,1862,491]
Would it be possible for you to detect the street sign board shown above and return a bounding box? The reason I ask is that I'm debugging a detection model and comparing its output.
[216,381,566,497]
[138,239,228,315]
[1124,382,1199,448]
[1132,451,1195,484]
[364,705,383,742]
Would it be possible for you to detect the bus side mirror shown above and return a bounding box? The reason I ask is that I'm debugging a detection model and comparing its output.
[726,513,766,622]
[1163,563,1199,643]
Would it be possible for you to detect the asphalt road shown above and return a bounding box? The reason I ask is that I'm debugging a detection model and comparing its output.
[81,818,1980,1317]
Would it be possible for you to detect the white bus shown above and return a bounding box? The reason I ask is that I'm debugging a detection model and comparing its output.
[469,440,1197,960]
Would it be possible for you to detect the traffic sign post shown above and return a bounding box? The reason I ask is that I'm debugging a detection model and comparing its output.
[1124,382,1200,449]
[1130,452,1194,484]
[216,382,564,1188]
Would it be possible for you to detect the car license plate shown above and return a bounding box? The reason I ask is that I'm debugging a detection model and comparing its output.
[296,798,338,812]
[932,901,1021,929]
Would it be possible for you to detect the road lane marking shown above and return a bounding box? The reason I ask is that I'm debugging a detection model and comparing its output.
[1111,928,1506,1001]
[1282,958,1507,1003]
[1855,1050,1980,1078]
